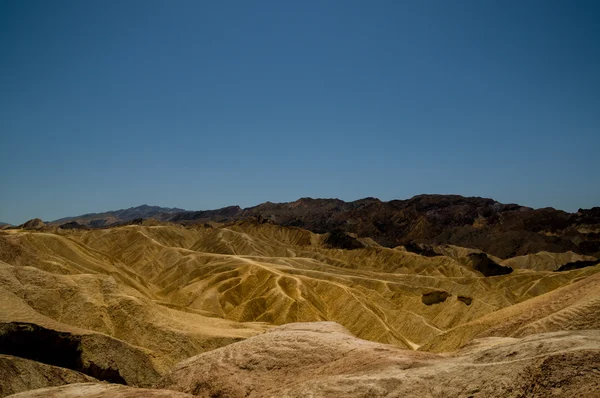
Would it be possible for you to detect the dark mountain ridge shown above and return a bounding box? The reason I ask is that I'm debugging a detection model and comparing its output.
[48,195,600,259]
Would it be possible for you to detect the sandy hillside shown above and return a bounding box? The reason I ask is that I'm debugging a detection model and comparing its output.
[0,221,599,397]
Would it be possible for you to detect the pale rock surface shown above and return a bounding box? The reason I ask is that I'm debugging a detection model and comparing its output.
[6,383,194,398]
[157,322,600,398]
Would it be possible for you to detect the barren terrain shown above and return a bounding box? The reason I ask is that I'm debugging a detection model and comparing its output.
[1,211,599,397]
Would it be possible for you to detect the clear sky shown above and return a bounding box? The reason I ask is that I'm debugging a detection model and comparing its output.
[1,0,599,224]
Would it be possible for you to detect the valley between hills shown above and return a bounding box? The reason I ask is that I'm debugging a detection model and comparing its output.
[1,195,599,397]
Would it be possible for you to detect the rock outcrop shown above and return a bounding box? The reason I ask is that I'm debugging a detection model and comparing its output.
[19,219,45,230]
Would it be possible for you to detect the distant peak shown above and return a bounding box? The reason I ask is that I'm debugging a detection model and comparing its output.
[20,218,46,230]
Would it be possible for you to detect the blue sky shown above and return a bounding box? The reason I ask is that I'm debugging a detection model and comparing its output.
[1,0,599,224]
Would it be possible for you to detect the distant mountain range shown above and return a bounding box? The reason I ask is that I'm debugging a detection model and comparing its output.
[52,204,186,228]
[48,195,600,259]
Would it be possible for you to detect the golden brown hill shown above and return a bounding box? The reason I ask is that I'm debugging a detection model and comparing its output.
[55,222,598,347]
[501,250,598,271]
[0,260,265,362]
[422,270,600,352]
[18,219,45,230]
[1,221,600,396]
[2,224,600,350]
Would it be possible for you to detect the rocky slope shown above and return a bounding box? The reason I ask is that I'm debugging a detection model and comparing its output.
[235,195,600,258]
[157,322,600,398]
[0,355,96,397]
